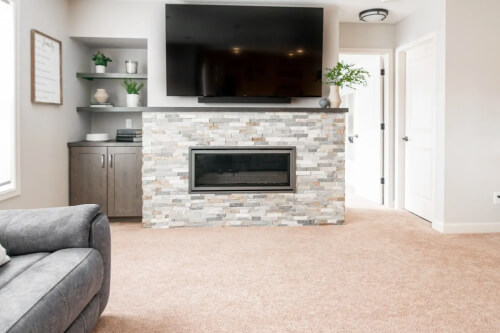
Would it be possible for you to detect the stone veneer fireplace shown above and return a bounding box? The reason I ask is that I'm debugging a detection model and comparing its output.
[142,109,346,228]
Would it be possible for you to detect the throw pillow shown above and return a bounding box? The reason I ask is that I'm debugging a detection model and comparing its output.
[0,243,10,267]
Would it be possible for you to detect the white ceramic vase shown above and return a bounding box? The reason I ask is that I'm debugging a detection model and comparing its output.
[95,65,106,73]
[94,89,109,103]
[328,85,342,108]
[126,94,140,107]
[125,60,138,74]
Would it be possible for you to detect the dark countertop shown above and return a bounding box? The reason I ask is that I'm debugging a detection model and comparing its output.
[76,107,348,113]
[68,140,142,147]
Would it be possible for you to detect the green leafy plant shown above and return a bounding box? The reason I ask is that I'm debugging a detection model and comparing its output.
[323,61,370,89]
[92,52,112,66]
[122,79,144,95]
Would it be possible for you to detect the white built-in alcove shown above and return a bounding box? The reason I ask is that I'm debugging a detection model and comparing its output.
[71,37,148,137]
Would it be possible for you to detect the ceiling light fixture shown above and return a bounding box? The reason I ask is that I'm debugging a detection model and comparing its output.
[359,8,389,22]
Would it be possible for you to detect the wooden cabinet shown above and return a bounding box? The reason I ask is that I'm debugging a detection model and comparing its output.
[69,142,142,217]
[70,147,108,212]
[107,147,142,217]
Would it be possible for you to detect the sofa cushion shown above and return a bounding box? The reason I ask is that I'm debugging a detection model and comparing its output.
[0,252,49,289]
[0,248,104,333]
[0,205,100,255]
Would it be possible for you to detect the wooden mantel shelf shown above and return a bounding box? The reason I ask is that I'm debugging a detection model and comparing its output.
[76,107,348,113]
[68,140,142,147]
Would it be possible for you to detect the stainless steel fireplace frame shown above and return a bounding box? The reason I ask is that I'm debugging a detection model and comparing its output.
[189,146,296,193]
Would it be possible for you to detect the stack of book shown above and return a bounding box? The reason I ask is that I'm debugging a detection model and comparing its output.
[116,129,142,142]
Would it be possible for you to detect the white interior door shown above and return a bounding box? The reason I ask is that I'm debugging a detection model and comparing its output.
[403,41,435,220]
[341,54,383,204]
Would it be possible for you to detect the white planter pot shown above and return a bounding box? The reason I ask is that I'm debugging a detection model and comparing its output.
[94,89,109,103]
[95,65,106,73]
[126,94,140,107]
[328,85,342,108]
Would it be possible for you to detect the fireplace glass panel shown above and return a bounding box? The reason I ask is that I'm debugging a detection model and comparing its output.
[190,148,295,192]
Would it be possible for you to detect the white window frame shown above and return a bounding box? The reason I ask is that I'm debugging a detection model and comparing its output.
[0,0,21,202]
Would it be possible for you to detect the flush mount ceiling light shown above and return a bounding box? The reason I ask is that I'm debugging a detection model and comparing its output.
[359,8,389,22]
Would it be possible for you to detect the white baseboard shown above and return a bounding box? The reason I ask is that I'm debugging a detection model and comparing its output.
[431,220,445,233]
[432,220,500,234]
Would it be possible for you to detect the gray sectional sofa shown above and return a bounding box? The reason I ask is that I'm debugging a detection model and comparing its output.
[0,205,110,333]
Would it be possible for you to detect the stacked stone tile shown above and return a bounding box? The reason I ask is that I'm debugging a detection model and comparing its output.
[142,111,345,227]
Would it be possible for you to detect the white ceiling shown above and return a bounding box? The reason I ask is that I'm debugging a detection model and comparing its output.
[105,0,431,24]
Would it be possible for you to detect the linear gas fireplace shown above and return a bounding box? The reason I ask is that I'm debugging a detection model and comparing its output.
[189,147,296,193]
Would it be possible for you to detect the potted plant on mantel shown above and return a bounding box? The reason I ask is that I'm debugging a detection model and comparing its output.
[92,51,112,73]
[122,79,144,107]
[323,61,369,108]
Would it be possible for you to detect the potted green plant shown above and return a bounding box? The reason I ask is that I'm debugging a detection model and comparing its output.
[92,51,112,73]
[122,79,144,107]
[323,61,369,107]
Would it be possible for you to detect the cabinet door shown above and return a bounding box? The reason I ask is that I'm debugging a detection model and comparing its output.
[70,147,108,213]
[108,147,142,217]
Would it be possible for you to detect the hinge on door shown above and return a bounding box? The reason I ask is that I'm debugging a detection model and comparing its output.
[380,177,385,185]
[380,123,385,130]
[380,69,385,76]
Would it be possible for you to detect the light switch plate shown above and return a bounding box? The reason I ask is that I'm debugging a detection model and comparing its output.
[494,192,500,204]
[125,119,132,129]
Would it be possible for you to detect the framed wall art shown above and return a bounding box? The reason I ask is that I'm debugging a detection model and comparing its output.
[31,29,62,105]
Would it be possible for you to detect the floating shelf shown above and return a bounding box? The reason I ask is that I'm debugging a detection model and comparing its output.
[77,107,349,113]
[76,73,148,81]
[77,107,148,112]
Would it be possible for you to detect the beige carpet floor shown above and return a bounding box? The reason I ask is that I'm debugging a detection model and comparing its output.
[95,200,500,332]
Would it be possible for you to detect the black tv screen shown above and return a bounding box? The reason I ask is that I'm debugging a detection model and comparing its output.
[165,4,323,98]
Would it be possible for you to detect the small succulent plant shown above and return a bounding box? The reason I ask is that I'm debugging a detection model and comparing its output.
[122,79,144,95]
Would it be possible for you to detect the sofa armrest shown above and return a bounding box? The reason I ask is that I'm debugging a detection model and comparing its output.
[0,204,101,256]
[89,212,111,315]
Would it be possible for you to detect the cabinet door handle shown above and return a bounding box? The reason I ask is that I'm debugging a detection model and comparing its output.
[101,154,105,168]
[109,154,113,168]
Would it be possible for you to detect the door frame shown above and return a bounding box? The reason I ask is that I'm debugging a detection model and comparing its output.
[394,34,438,222]
[339,48,394,207]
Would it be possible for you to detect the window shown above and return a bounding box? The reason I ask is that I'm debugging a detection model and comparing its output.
[0,0,19,200]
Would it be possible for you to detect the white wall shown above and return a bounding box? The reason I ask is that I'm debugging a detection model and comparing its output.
[395,0,500,232]
[90,113,142,137]
[395,0,447,223]
[68,0,339,107]
[339,23,395,49]
[0,0,339,210]
[0,0,90,210]
[443,0,500,229]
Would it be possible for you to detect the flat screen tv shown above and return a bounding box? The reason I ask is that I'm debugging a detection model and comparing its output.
[165,4,324,99]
